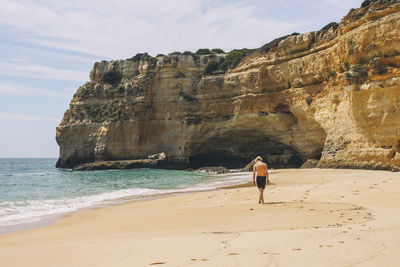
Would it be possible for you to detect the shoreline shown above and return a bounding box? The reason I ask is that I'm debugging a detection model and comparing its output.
[0,171,252,236]
[2,169,400,266]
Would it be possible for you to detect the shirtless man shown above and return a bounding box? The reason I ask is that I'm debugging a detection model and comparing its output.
[252,156,270,204]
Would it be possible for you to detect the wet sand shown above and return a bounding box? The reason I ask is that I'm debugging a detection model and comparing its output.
[1,169,400,266]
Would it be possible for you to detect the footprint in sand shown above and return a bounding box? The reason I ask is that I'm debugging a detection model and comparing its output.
[150,262,166,265]
[263,252,280,255]
[190,258,209,262]
[229,252,240,256]
[292,248,302,251]
[320,245,334,248]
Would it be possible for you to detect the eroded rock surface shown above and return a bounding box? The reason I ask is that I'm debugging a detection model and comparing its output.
[57,0,400,171]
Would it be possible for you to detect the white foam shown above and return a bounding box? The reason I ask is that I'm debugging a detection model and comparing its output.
[0,188,162,227]
[0,173,251,227]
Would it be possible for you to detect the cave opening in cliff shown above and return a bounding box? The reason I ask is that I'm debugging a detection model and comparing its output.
[188,130,304,169]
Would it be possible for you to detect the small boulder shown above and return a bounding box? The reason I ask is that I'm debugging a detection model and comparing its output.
[300,159,319,169]
[391,166,400,172]
[195,166,229,174]
[148,152,166,160]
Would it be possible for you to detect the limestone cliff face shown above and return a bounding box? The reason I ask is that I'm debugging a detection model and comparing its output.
[57,0,400,171]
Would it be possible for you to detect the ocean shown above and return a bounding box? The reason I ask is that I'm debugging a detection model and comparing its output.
[0,158,248,232]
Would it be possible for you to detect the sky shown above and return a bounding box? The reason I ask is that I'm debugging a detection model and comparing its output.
[0,0,362,158]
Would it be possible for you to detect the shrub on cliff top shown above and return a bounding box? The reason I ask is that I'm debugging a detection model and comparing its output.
[224,49,253,69]
[258,32,300,53]
[169,51,182,56]
[203,48,254,75]
[320,22,338,33]
[195,48,225,55]
[128,53,150,62]
[211,48,225,54]
[196,48,213,55]
[361,0,376,8]
[182,51,194,56]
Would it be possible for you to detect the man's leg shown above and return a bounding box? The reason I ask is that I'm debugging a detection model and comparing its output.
[260,188,264,204]
[258,188,263,203]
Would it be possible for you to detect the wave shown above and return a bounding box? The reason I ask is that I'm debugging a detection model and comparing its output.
[0,188,163,227]
[0,173,250,227]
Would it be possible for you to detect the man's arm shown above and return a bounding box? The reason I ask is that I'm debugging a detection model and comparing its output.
[265,164,270,184]
[253,165,256,185]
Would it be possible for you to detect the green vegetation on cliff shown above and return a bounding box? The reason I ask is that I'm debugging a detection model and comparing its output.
[203,48,254,75]
[258,32,300,52]
[195,48,225,55]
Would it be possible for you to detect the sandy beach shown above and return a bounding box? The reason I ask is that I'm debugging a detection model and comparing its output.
[1,168,400,266]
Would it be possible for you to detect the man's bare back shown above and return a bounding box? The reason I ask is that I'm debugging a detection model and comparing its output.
[253,162,268,177]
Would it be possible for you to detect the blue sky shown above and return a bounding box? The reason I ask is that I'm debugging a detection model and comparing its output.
[0,0,361,158]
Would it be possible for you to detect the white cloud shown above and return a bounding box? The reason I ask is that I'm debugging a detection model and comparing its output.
[0,61,88,81]
[0,0,298,59]
[0,82,72,99]
[321,0,361,10]
[0,57,29,63]
[0,112,59,122]
[0,45,99,64]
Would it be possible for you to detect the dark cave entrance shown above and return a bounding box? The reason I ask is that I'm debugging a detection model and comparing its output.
[188,130,305,169]
[189,152,249,169]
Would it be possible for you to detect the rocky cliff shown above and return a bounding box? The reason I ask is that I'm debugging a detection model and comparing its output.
[56,0,400,171]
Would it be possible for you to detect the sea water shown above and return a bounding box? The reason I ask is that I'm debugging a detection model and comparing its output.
[0,158,248,231]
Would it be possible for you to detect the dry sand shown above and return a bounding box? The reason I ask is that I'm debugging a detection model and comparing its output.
[1,169,400,266]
